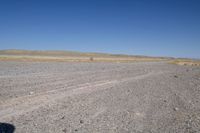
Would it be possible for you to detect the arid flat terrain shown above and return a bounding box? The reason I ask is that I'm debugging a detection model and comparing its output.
[0,61,200,133]
[0,50,168,63]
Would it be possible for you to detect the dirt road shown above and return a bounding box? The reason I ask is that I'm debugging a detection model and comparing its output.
[0,61,200,133]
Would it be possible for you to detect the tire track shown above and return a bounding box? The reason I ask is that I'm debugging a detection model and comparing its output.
[0,70,164,120]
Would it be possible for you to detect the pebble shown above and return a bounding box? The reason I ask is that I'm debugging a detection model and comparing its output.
[174,75,178,78]
[80,120,84,124]
[173,107,179,111]
[62,128,67,133]
[29,91,34,95]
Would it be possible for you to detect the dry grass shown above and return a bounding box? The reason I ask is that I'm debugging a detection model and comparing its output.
[170,59,200,66]
[0,50,169,63]
[0,55,166,63]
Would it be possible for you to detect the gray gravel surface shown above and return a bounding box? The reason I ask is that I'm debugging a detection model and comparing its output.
[0,61,200,133]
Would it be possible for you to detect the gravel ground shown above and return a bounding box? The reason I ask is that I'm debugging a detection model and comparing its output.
[0,61,200,133]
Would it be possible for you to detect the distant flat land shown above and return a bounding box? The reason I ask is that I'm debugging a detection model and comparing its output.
[1,50,199,67]
[0,49,169,62]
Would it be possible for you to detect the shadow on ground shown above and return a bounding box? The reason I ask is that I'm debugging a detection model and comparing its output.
[0,123,15,133]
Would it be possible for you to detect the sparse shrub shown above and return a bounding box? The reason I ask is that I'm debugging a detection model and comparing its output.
[90,57,94,61]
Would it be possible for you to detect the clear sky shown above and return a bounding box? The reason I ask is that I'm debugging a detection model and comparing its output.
[0,0,200,58]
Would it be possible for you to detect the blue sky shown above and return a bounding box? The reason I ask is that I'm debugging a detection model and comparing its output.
[0,0,200,58]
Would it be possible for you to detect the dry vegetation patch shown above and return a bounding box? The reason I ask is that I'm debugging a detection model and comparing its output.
[170,59,200,66]
[0,50,168,63]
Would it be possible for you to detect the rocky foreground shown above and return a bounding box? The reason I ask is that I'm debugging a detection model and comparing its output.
[0,61,200,133]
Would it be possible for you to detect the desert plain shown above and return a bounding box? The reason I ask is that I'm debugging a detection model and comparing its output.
[0,60,200,133]
[0,50,200,133]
